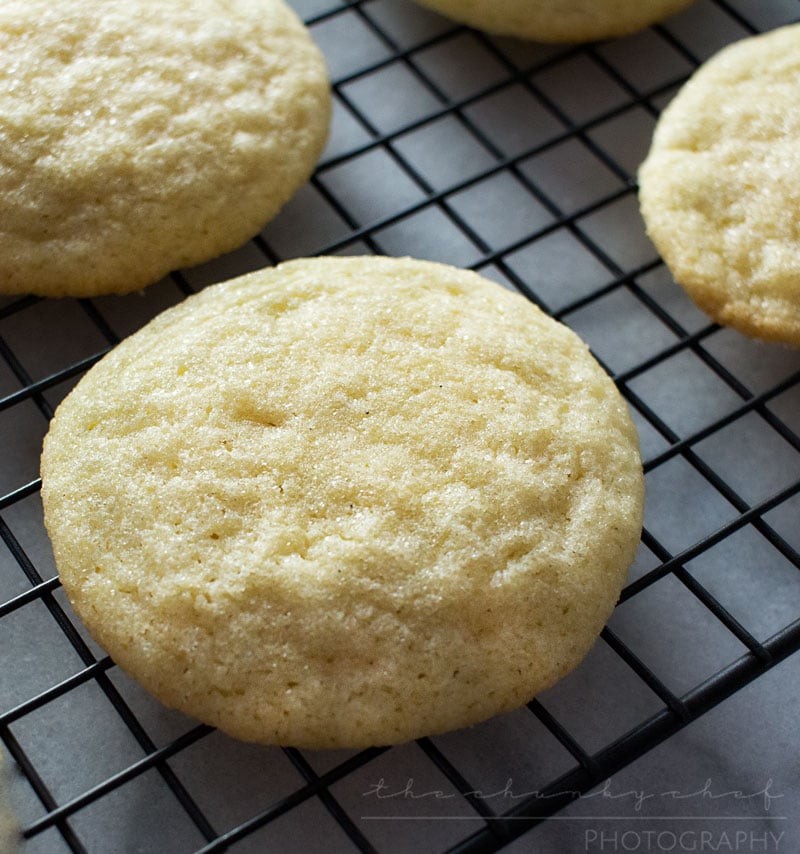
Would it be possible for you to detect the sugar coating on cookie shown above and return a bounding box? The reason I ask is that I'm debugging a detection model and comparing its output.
[639,24,800,347]
[41,256,644,748]
[410,0,696,42]
[0,0,330,298]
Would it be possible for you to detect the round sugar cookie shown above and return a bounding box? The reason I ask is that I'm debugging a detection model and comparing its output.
[639,24,800,347]
[41,256,644,749]
[410,0,696,43]
[0,0,330,298]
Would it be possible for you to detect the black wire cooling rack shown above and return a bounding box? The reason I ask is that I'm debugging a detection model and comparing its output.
[2,1,800,852]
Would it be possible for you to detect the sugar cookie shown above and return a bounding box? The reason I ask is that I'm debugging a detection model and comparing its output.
[0,751,18,854]
[41,256,644,748]
[0,0,330,297]
[639,24,800,346]
[411,0,696,43]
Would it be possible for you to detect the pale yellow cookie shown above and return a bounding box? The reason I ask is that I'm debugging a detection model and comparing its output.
[0,0,330,298]
[0,751,18,854]
[639,24,800,347]
[41,256,644,749]
[411,0,696,43]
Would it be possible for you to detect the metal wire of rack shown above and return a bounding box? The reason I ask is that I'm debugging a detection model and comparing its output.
[1,0,800,852]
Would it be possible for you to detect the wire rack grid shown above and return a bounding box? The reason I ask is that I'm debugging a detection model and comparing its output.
[1,0,800,852]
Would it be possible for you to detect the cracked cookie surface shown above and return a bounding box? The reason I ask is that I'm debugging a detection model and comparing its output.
[639,24,800,346]
[0,0,330,297]
[41,256,644,748]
